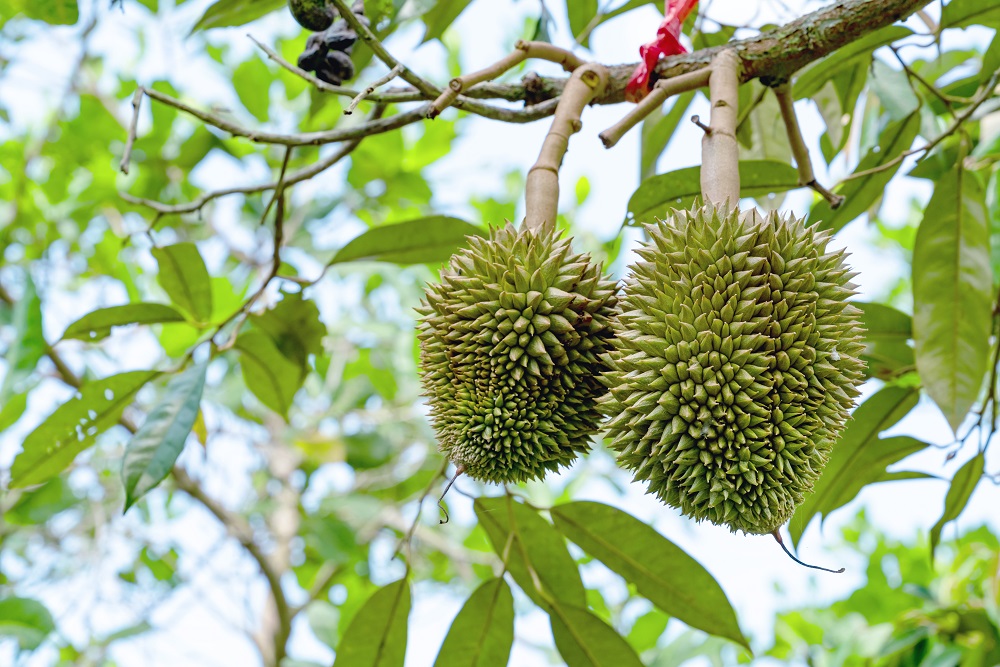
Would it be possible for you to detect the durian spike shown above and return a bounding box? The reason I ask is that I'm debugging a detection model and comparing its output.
[437,466,464,525]
[525,63,609,233]
[771,529,845,574]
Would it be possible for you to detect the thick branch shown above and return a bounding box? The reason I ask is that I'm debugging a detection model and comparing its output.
[701,50,740,206]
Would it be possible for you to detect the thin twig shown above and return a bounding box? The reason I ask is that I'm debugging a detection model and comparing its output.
[395,460,450,563]
[841,69,1000,184]
[345,64,403,114]
[119,87,144,175]
[428,40,583,118]
[120,106,385,216]
[773,82,844,208]
[599,69,711,148]
[889,45,956,109]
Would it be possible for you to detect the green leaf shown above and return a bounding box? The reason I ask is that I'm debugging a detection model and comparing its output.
[121,362,207,511]
[433,578,514,667]
[808,112,920,232]
[15,0,79,24]
[420,0,474,43]
[913,168,993,433]
[236,331,304,418]
[640,92,696,181]
[0,275,44,406]
[473,495,585,609]
[4,478,77,525]
[857,301,914,380]
[191,0,285,31]
[549,602,644,667]
[10,371,158,488]
[329,216,481,265]
[870,59,920,121]
[930,453,985,557]
[566,0,598,44]
[0,597,55,650]
[61,303,186,342]
[152,243,213,323]
[232,58,271,123]
[789,385,919,545]
[941,0,1000,29]
[626,160,800,226]
[333,579,410,667]
[550,501,748,650]
[250,292,325,367]
[794,26,912,99]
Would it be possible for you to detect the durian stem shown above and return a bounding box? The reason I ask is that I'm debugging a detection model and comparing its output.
[437,466,464,525]
[773,83,845,209]
[700,50,741,208]
[428,41,584,119]
[598,69,711,148]
[525,63,609,234]
[771,529,845,574]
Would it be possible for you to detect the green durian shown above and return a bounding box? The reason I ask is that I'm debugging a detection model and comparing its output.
[417,224,618,484]
[601,205,866,535]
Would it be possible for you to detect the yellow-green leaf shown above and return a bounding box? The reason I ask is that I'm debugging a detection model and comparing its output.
[333,579,410,667]
[62,303,186,342]
[433,578,513,667]
[930,453,985,558]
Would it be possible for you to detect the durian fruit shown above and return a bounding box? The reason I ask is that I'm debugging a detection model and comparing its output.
[602,205,865,535]
[417,224,618,484]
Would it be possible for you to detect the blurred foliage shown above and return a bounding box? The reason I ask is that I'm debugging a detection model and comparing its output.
[1,0,1000,665]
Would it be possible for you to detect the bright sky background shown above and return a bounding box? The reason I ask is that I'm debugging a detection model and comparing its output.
[1,0,998,665]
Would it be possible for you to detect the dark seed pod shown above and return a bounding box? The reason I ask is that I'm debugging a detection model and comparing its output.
[288,0,334,31]
[321,25,358,51]
[297,33,328,71]
[316,50,355,85]
[417,224,618,484]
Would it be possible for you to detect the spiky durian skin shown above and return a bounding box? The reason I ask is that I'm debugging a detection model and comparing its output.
[601,206,866,535]
[417,224,618,484]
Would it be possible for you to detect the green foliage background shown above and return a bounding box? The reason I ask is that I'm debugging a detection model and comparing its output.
[0,0,999,665]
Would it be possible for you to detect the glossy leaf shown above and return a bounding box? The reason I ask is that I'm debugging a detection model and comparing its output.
[333,579,410,667]
[913,168,992,433]
[566,0,598,44]
[794,26,912,99]
[789,385,919,545]
[869,59,920,121]
[0,596,55,650]
[808,112,920,232]
[474,496,585,608]
[0,275,44,405]
[191,0,285,31]
[250,292,325,367]
[9,371,158,488]
[930,453,985,557]
[626,160,800,226]
[122,362,207,511]
[857,301,914,380]
[549,602,644,667]
[433,578,513,667]
[641,91,696,180]
[329,216,481,266]
[421,0,474,43]
[152,243,213,322]
[61,303,186,342]
[235,331,304,418]
[551,501,748,650]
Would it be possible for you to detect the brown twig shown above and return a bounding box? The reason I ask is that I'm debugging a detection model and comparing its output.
[119,87,143,175]
[524,63,609,233]
[428,40,584,119]
[345,64,404,114]
[773,82,844,208]
[841,69,1000,184]
[599,69,711,148]
[700,50,740,206]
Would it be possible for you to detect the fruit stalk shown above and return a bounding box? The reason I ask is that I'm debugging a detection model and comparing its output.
[700,49,740,207]
[524,63,609,233]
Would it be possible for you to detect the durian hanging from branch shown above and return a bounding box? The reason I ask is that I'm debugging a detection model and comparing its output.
[417,50,618,485]
[600,41,865,570]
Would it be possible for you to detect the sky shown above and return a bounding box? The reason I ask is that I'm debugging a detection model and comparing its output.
[1,0,999,665]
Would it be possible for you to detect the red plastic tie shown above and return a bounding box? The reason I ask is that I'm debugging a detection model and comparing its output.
[625,0,699,103]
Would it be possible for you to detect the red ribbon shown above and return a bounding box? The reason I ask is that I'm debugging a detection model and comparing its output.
[625,0,699,103]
